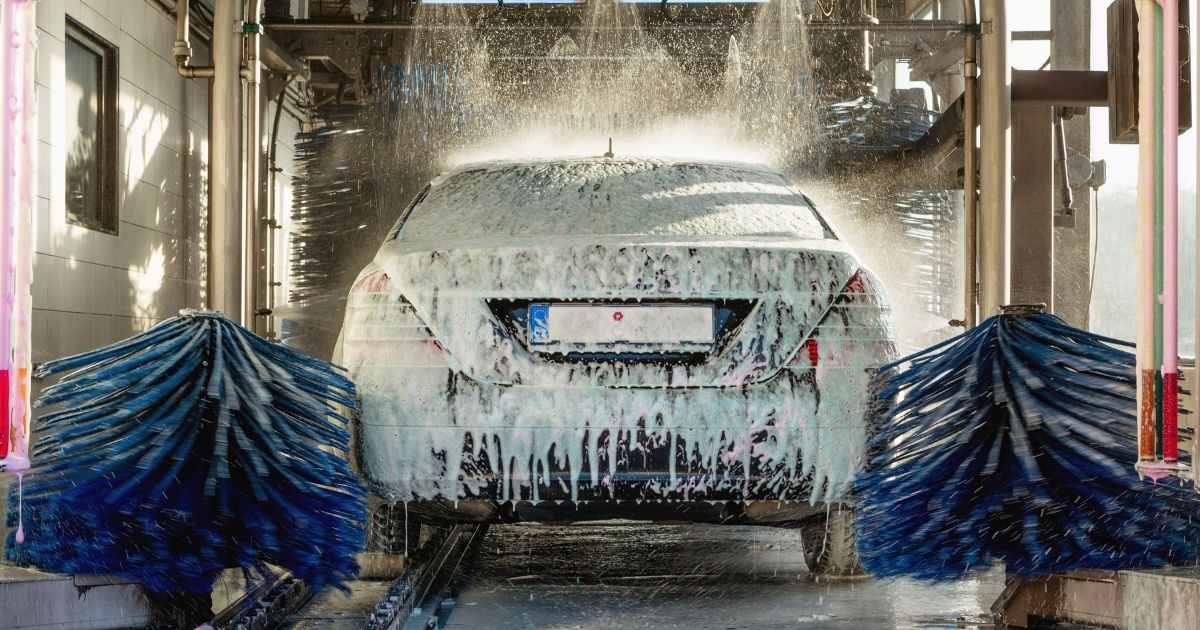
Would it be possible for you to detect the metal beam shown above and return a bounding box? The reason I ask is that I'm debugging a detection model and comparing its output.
[1012,30,1053,41]
[961,0,978,327]
[264,19,965,32]
[1010,106,1055,308]
[245,0,264,331]
[1012,69,1107,107]
[261,32,310,81]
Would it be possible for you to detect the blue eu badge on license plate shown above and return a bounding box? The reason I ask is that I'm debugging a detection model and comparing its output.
[529,304,550,343]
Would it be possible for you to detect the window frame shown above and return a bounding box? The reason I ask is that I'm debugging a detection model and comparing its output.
[64,17,120,236]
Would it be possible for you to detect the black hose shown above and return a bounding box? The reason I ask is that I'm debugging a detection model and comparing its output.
[268,77,292,171]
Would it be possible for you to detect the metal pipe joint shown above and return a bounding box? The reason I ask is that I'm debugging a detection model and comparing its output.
[175,0,215,79]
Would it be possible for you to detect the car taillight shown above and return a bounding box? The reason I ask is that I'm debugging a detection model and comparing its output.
[383,300,448,367]
[345,271,449,367]
[790,338,820,367]
[840,269,870,294]
[786,270,870,368]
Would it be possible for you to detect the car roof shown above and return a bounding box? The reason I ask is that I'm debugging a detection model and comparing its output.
[431,156,787,187]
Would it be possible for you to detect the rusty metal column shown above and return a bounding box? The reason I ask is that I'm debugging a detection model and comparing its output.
[1010,107,1055,308]
[209,0,244,321]
[978,0,1012,315]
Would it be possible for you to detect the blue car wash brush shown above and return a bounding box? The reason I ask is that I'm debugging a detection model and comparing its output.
[855,305,1200,580]
[7,310,366,600]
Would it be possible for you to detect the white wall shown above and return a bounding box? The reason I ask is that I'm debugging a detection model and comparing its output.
[32,0,306,362]
[34,0,210,364]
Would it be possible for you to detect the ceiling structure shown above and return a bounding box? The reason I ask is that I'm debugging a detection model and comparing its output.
[262,0,966,108]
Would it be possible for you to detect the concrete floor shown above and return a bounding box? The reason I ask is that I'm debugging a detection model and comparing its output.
[439,522,1007,629]
[0,565,149,630]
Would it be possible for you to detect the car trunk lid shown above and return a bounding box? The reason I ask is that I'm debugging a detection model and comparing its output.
[371,235,858,388]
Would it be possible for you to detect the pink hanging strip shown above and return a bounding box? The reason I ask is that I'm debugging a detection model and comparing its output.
[1,0,37,476]
[1135,0,1159,461]
[1158,0,1179,462]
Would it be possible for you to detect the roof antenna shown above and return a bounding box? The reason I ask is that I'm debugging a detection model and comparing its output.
[603,137,614,158]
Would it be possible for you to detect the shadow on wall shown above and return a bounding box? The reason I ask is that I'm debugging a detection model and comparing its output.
[34,93,207,369]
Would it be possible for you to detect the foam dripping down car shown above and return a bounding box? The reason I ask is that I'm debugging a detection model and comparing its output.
[336,157,896,575]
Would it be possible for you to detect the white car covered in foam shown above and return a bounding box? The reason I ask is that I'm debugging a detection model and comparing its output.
[337,156,896,574]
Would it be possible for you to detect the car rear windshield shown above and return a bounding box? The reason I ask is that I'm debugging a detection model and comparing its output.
[394,159,833,241]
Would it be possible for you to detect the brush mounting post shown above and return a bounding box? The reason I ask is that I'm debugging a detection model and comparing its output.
[1000,304,1048,316]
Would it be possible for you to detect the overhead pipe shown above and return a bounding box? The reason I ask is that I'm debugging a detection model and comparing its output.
[262,19,966,32]
[210,0,243,321]
[961,0,978,328]
[173,0,215,79]
[978,0,1010,316]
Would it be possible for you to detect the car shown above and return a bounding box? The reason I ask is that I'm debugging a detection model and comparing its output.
[335,156,897,575]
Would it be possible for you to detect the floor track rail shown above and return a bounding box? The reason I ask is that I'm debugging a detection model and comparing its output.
[211,572,310,629]
[207,523,488,630]
[367,523,487,629]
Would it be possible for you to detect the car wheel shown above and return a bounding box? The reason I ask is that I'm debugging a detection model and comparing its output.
[801,503,866,578]
[366,496,418,555]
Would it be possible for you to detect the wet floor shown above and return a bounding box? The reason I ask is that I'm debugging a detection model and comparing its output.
[441,522,1006,629]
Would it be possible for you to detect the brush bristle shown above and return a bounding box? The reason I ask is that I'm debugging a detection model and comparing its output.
[7,311,367,594]
[855,312,1200,580]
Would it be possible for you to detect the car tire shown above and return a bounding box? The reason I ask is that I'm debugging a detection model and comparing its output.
[801,503,866,578]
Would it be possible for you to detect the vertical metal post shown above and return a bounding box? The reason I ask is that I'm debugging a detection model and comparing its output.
[979,0,1012,315]
[1010,106,1055,308]
[1050,0,1092,328]
[244,0,264,331]
[210,0,244,321]
[261,88,275,340]
[962,0,979,327]
[265,78,291,342]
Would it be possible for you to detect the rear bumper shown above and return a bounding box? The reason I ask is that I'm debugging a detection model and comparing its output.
[403,498,833,525]
[355,366,871,505]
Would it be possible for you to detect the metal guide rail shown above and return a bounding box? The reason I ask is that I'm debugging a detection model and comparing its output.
[208,523,487,630]
[210,572,310,630]
[367,523,487,630]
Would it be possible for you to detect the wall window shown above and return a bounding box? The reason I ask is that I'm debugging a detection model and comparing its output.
[64,18,118,234]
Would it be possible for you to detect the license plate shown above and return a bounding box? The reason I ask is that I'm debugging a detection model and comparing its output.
[528,304,715,347]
